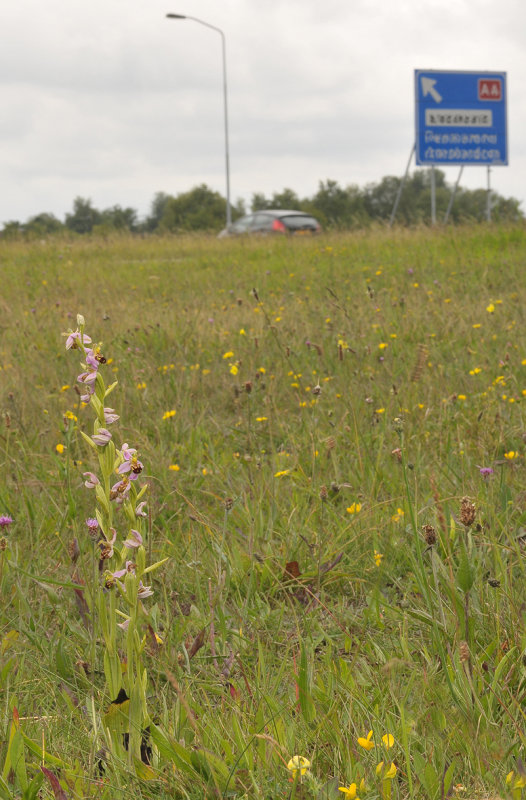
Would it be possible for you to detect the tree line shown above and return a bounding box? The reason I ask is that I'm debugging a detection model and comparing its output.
[1,169,523,238]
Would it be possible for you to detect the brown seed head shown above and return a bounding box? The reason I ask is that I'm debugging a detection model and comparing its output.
[224,497,234,511]
[244,381,252,394]
[460,497,476,527]
[459,640,470,662]
[0,537,7,552]
[422,524,437,546]
[319,485,328,501]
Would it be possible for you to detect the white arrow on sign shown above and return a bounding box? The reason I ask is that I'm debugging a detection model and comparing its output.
[421,76,442,103]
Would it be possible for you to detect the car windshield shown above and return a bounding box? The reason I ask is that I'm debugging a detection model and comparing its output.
[281,215,318,230]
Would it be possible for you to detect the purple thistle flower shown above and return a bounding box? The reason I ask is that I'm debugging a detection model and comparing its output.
[92,428,112,447]
[0,515,13,529]
[86,518,99,539]
[83,472,99,488]
[478,466,494,478]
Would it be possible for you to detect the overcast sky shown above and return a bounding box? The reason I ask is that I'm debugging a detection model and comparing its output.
[2,0,525,224]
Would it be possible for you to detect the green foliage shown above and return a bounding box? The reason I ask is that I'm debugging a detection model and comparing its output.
[158,184,228,232]
[0,227,526,798]
[2,170,522,239]
[65,196,103,234]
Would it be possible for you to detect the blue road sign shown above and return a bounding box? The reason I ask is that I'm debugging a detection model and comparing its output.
[415,69,508,166]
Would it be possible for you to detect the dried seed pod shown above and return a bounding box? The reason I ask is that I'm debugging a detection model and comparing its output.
[459,641,470,662]
[422,524,437,546]
[460,497,476,527]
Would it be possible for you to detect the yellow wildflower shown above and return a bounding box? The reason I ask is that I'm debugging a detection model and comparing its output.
[347,503,362,514]
[357,730,374,750]
[168,464,180,471]
[486,303,495,313]
[376,762,397,780]
[374,550,383,567]
[287,756,310,778]
[381,733,395,749]
[223,351,234,359]
[338,783,360,799]
[55,443,66,454]
[162,409,176,420]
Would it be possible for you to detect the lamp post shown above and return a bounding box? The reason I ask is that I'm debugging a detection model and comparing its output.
[166,13,232,230]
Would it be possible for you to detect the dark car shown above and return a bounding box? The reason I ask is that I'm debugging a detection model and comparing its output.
[219,209,322,238]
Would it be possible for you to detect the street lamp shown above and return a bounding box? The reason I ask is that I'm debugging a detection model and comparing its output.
[166,13,232,230]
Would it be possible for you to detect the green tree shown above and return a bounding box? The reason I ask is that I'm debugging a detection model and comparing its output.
[270,187,301,209]
[144,192,173,232]
[99,205,138,232]
[25,213,64,236]
[311,179,367,228]
[65,197,102,234]
[0,221,23,239]
[158,185,227,232]
[251,192,271,211]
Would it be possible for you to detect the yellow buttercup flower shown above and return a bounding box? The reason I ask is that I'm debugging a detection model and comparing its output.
[357,730,374,750]
[287,755,311,778]
[56,443,66,454]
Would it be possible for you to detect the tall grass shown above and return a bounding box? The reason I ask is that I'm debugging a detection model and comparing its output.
[0,225,525,799]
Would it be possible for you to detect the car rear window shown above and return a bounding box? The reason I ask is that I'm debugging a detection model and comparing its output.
[281,215,318,230]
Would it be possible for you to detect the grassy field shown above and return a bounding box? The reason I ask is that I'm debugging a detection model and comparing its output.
[0,225,525,800]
